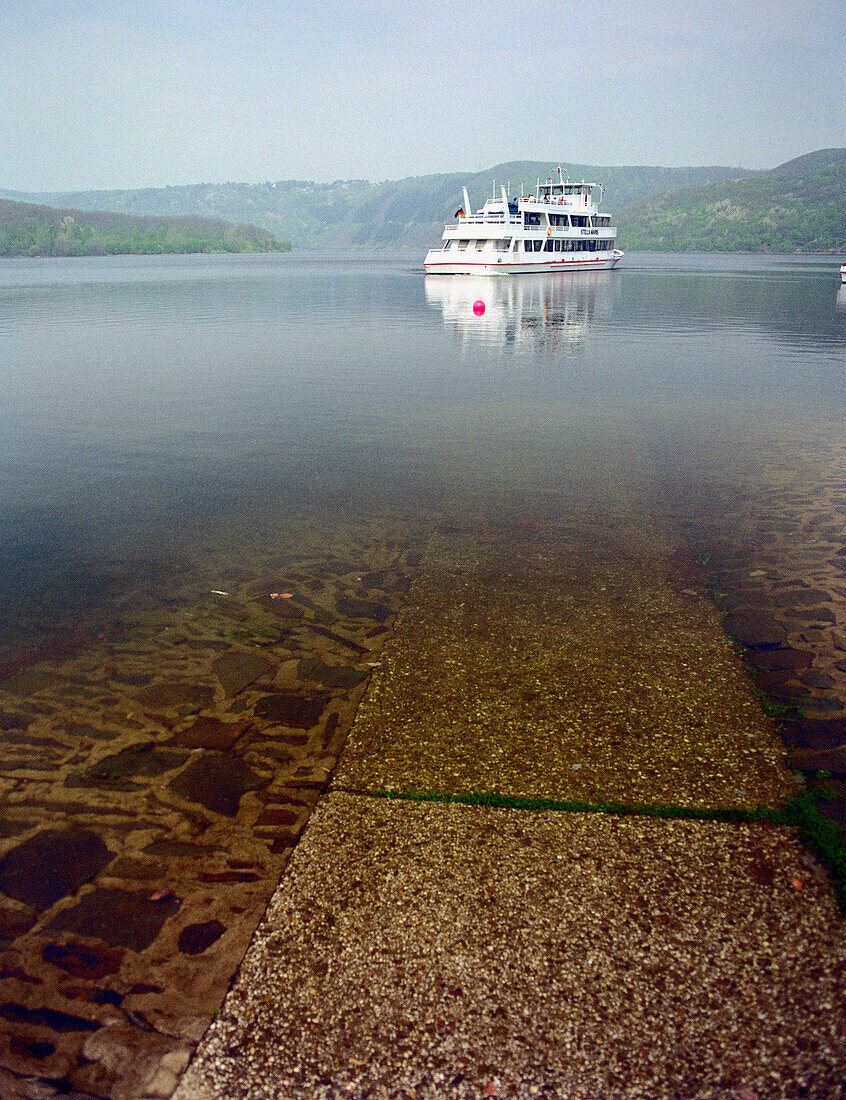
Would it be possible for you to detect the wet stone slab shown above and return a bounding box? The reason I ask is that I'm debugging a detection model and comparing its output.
[167,753,269,817]
[211,652,276,697]
[0,830,113,911]
[47,888,182,953]
[252,691,331,728]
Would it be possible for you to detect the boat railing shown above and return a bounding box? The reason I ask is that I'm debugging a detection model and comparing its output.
[446,215,525,230]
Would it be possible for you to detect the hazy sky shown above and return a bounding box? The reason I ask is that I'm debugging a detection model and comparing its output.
[3,0,844,191]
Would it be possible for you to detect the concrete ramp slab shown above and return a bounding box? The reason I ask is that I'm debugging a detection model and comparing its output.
[175,792,846,1100]
[335,527,793,810]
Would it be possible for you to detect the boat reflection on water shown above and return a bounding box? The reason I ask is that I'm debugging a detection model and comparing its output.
[424,270,620,353]
[836,284,846,312]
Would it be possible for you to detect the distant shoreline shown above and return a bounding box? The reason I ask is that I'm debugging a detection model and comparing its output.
[0,196,290,258]
[0,246,291,259]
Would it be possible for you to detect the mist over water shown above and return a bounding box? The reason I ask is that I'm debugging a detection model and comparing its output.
[0,250,844,657]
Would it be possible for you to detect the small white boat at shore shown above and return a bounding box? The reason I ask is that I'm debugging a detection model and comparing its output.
[424,167,623,276]
[841,261,846,283]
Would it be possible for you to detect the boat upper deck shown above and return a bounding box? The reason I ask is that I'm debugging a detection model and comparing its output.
[446,178,606,232]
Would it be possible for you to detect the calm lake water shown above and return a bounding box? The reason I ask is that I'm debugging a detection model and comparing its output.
[1,250,844,661]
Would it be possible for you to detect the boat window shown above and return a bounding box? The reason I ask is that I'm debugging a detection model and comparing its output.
[458,240,469,250]
[443,241,453,250]
[524,213,541,227]
[543,240,553,252]
[475,240,486,250]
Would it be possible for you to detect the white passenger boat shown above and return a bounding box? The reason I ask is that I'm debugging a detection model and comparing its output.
[841,261,846,283]
[424,167,623,275]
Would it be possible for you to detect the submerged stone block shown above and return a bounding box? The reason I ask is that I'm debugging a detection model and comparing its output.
[335,597,392,623]
[785,716,846,750]
[86,744,190,779]
[748,647,813,672]
[297,659,369,690]
[723,611,786,648]
[0,1002,99,1032]
[172,716,247,751]
[212,651,275,696]
[137,681,216,710]
[177,919,225,955]
[42,940,124,979]
[168,753,268,816]
[47,888,181,952]
[253,692,330,728]
[0,829,112,910]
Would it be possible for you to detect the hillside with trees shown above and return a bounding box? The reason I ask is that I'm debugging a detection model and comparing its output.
[1,164,754,251]
[3,150,843,252]
[616,149,846,252]
[0,199,289,257]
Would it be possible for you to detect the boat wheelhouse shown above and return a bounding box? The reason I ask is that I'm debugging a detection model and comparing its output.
[424,168,623,275]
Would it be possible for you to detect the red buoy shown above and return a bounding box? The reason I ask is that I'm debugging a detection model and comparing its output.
[472,299,485,316]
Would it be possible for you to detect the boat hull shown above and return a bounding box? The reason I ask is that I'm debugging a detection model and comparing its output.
[424,253,623,276]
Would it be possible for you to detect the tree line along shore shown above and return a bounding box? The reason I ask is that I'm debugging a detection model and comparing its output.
[0,199,290,257]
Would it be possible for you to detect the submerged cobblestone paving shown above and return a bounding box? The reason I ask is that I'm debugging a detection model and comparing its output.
[0,515,425,1099]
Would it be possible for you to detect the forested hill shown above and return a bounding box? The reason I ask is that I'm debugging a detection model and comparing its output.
[617,149,846,252]
[3,150,842,252]
[1,163,753,251]
[0,198,289,257]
